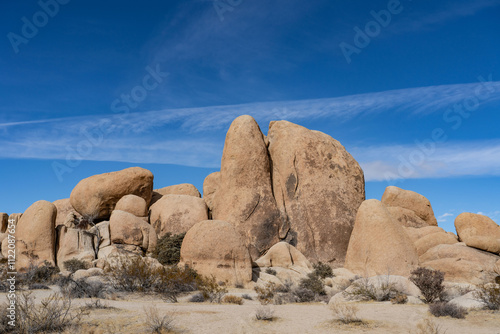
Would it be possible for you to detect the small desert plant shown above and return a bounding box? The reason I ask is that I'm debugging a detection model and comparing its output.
[474,283,500,310]
[254,282,277,305]
[197,275,228,303]
[20,260,60,287]
[143,305,175,334]
[330,302,362,324]
[265,268,277,276]
[313,262,334,279]
[429,302,467,319]
[57,276,111,299]
[154,232,186,266]
[15,291,86,333]
[222,295,244,305]
[63,258,89,273]
[82,298,114,310]
[391,293,408,304]
[299,272,326,296]
[189,293,205,303]
[242,294,253,300]
[293,287,316,303]
[154,265,199,303]
[235,282,244,289]
[107,257,158,292]
[410,267,444,304]
[411,318,446,334]
[255,305,275,321]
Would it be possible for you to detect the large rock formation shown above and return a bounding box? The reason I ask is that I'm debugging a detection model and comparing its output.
[151,183,201,205]
[455,213,500,254]
[114,194,148,217]
[382,186,437,226]
[267,120,365,266]
[109,210,157,254]
[53,198,82,227]
[150,194,208,238]
[180,220,252,286]
[254,242,313,270]
[211,116,283,259]
[420,243,500,284]
[56,226,96,269]
[16,201,57,271]
[387,207,429,228]
[70,167,154,220]
[203,172,220,212]
[345,199,419,276]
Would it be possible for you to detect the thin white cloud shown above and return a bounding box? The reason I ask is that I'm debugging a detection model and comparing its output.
[1,82,500,175]
[356,140,500,181]
[437,212,454,223]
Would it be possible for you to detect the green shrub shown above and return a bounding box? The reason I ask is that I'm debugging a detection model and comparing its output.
[293,287,316,302]
[154,232,186,265]
[63,259,88,273]
[313,262,334,279]
[429,302,467,319]
[299,272,326,296]
[410,267,444,304]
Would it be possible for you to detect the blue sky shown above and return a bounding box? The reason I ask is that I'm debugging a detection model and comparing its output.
[1,0,499,232]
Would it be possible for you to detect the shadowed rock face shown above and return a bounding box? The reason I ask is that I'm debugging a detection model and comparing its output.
[211,115,284,259]
[267,120,365,267]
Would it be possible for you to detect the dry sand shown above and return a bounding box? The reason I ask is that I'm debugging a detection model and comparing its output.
[2,288,500,334]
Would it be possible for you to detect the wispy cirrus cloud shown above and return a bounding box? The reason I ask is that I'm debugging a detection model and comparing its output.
[1,81,500,175]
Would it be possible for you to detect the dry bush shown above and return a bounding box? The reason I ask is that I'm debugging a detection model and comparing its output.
[242,294,253,300]
[57,276,112,299]
[144,305,175,334]
[82,298,115,310]
[410,267,444,304]
[330,302,362,324]
[107,257,198,302]
[299,272,326,296]
[12,291,86,333]
[429,302,467,319]
[222,295,244,305]
[255,305,275,321]
[474,283,500,310]
[411,318,446,334]
[254,282,277,305]
[391,293,408,304]
[63,259,88,273]
[197,275,228,303]
[189,293,205,303]
[19,260,60,288]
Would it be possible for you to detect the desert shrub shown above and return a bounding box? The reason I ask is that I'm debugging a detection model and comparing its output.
[299,272,326,295]
[265,268,277,276]
[474,283,500,310]
[391,293,408,304]
[189,293,205,303]
[154,232,186,266]
[82,299,114,310]
[197,275,228,303]
[57,277,111,299]
[293,287,316,303]
[242,294,253,300]
[14,291,85,333]
[429,302,467,319]
[63,259,88,273]
[346,275,401,301]
[313,262,334,279]
[222,295,244,305]
[330,302,362,324]
[107,257,197,302]
[254,282,277,305]
[410,267,444,304]
[235,282,244,289]
[255,305,275,321]
[495,276,500,284]
[411,318,446,334]
[20,260,60,287]
[143,305,175,334]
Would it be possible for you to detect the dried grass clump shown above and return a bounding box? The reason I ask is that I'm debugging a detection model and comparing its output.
[255,305,275,321]
[429,302,467,319]
[143,305,175,334]
[330,302,362,324]
[222,295,244,305]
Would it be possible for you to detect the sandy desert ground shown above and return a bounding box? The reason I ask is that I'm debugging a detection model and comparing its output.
[2,288,500,334]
